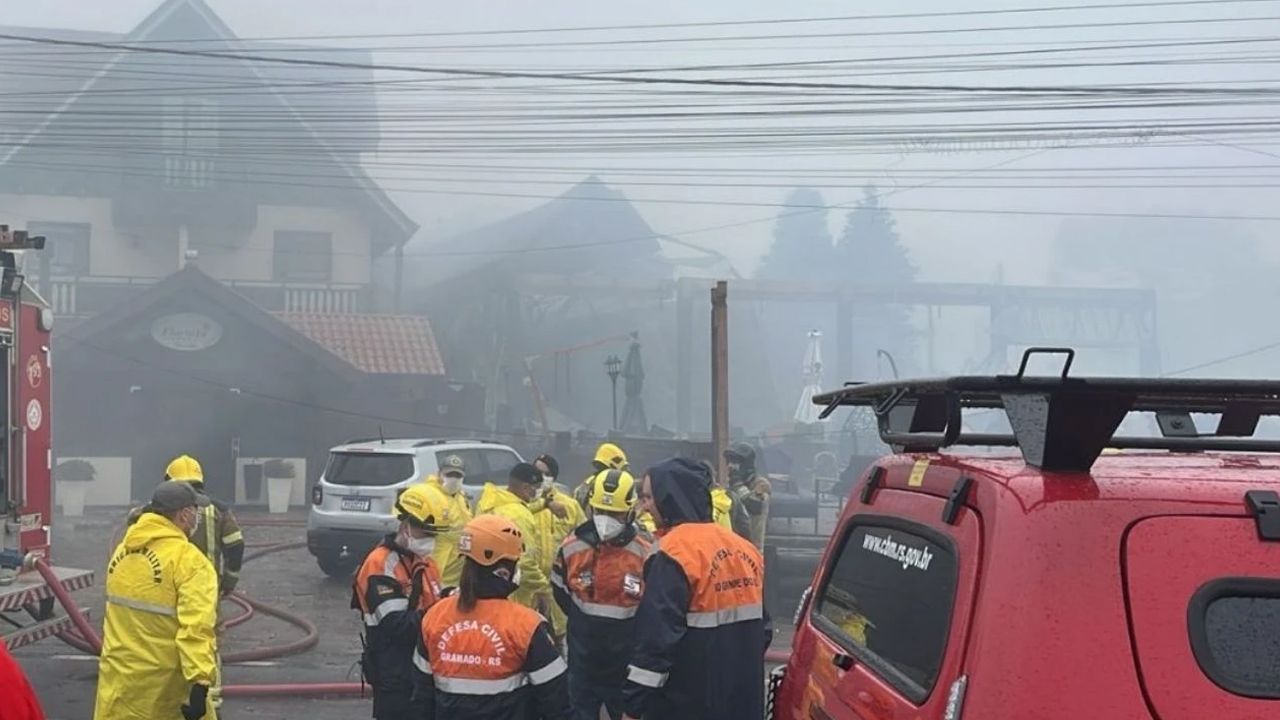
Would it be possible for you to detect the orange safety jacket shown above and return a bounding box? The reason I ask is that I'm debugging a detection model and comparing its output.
[351,535,443,717]
[623,521,770,720]
[552,523,652,686]
[414,595,571,720]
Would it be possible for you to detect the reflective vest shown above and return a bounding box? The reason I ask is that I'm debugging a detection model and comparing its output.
[660,522,764,629]
[417,596,565,695]
[353,543,442,628]
[555,534,651,620]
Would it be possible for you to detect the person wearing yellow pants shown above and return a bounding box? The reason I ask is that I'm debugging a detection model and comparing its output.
[425,454,473,587]
[528,454,586,644]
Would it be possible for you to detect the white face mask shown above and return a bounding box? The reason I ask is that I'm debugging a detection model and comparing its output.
[183,508,201,538]
[441,474,463,494]
[406,535,436,558]
[541,474,555,492]
[593,515,625,541]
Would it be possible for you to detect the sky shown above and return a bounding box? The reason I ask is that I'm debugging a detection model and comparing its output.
[4,0,1280,375]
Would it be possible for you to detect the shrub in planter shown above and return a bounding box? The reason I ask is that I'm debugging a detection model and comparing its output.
[262,459,296,479]
[55,459,96,483]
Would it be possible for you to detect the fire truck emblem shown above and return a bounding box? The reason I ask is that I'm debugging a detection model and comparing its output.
[26,399,41,431]
[26,355,41,388]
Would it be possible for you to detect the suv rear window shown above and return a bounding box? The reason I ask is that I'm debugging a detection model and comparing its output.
[325,452,415,487]
[1189,578,1280,699]
[436,448,520,487]
[812,520,958,702]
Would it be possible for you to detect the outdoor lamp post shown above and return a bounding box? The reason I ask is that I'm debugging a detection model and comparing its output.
[605,354,622,430]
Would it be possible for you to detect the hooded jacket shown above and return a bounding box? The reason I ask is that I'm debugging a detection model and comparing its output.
[94,512,218,720]
[531,485,586,638]
[622,458,773,720]
[476,484,551,610]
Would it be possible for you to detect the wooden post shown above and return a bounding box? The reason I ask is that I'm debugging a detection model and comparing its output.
[711,281,729,485]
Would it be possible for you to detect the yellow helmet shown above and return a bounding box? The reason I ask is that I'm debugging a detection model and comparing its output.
[589,469,638,513]
[165,455,204,484]
[593,443,628,470]
[395,483,450,532]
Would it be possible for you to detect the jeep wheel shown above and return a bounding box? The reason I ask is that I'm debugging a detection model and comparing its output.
[316,552,358,579]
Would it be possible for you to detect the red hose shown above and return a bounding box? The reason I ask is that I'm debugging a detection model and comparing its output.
[221,593,255,630]
[31,556,103,655]
[765,649,790,664]
[222,682,363,697]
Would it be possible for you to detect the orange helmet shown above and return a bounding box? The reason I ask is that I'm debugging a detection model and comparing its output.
[458,515,523,566]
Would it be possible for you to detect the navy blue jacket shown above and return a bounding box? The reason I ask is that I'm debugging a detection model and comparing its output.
[622,458,773,720]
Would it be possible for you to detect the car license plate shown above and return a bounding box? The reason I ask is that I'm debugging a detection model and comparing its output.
[341,497,371,512]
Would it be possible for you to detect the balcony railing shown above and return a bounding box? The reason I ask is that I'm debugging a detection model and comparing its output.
[34,274,366,318]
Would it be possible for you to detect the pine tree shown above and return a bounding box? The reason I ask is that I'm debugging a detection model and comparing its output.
[833,185,917,375]
[755,187,833,280]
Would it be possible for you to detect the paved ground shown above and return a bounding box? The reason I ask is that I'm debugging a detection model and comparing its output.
[12,509,803,720]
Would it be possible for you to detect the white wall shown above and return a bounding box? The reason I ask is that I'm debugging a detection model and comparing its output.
[0,194,373,285]
[54,455,133,507]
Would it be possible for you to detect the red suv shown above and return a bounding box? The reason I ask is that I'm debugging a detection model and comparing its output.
[771,351,1280,720]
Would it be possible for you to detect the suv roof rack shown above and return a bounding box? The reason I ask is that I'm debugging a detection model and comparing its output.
[814,347,1280,472]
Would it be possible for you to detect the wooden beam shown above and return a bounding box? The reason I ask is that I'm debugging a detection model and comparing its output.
[711,281,729,485]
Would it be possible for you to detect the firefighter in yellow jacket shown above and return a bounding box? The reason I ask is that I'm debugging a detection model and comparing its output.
[125,455,242,711]
[529,454,586,643]
[476,462,552,614]
[95,482,218,720]
[425,454,473,587]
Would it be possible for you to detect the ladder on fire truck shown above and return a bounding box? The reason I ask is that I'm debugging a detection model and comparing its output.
[0,224,95,651]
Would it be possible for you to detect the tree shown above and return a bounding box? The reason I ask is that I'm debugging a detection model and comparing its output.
[755,188,833,280]
[833,185,917,375]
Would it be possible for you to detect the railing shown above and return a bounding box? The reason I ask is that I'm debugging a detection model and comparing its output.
[35,275,365,317]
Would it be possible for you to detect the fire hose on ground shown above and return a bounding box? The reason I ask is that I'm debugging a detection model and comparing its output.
[30,540,792,700]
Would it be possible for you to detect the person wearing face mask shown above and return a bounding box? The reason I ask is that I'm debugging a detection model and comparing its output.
[413,515,571,720]
[572,442,628,512]
[95,481,218,720]
[426,455,473,587]
[351,483,448,720]
[551,468,652,720]
[475,463,552,614]
[527,454,585,645]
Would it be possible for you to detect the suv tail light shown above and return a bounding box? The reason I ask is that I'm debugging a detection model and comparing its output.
[311,485,323,506]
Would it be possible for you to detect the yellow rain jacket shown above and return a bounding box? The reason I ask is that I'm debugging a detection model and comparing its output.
[476,483,551,611]
[711,487,734,531]
[425,474,472,587]
[94,512,218,720]
[529,487,586,637]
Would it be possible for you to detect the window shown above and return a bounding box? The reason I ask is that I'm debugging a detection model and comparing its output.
[1189,578,1280,699]
[812,519,958,703]
[28,222,90,275]
[163,98,218,189]
[482,449,521,484]
[324,452,415,487]
[273,231,332,282]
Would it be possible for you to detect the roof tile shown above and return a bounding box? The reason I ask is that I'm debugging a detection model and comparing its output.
[274,313,446,376]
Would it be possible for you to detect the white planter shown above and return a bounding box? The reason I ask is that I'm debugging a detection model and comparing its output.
[266,476,293,514]
[59,482,87,517]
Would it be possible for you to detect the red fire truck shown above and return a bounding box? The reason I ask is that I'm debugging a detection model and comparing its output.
[0,225,93,650]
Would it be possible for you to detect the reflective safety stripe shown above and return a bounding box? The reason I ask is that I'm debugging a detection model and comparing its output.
[204,506,217,563]
[413,649,432,674]
[560,539,591,559]
[434,673,528,695]
[223,568,240,578]
[572,595,638,620]
[528,656,567,686]
[627,664,668,688]
[221,530,244,545]
[686,603,763,628]
[364,597,409,626]
[549,572,566,590]
[623,539,650,559]
[383,550,402,578]
[107,594,177,617]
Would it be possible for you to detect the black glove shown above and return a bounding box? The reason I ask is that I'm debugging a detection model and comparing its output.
[181,684,209,720]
